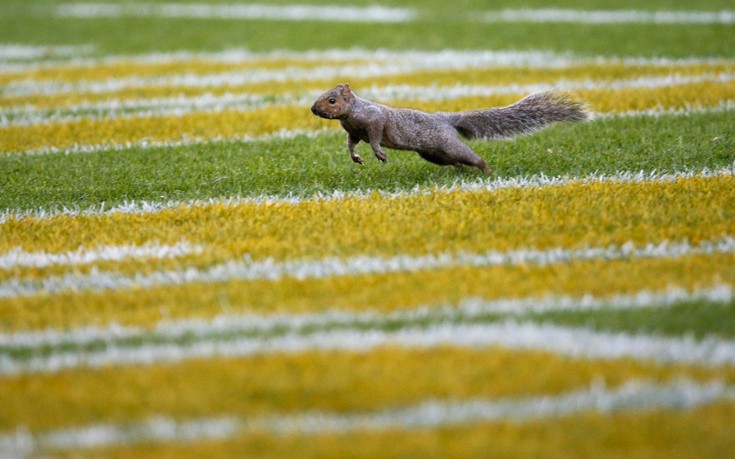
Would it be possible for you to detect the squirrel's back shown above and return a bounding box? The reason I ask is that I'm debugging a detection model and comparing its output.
[373,105,459,151]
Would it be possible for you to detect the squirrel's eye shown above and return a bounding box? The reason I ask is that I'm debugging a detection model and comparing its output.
[328,98,336,104]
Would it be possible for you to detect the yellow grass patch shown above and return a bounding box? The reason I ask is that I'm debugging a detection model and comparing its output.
[0,55,338,86]
[3,175,732,259]
[3,61,732,111]
[1,52,734,459]
[2,174,731,330]
[2,53,734,153]
[2,346,732,431]
[0,104,322,153]
[2,254,732,331]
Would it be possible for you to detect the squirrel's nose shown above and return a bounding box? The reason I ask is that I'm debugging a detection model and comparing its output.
[310,104,318,115]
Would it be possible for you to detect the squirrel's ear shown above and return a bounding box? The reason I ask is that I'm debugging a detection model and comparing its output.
[341,84,352,96]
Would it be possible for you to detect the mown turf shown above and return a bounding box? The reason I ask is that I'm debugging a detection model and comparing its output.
[1,1,734,457]
[48,406,735,459]
[2,112,733,212]
[5,298,734,365]
[529,299,735,339]
[3,253,734,331]
[1,0,734,56]
[3,345,731,432]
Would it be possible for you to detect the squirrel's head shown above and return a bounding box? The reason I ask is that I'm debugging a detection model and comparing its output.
[311,84,354,120]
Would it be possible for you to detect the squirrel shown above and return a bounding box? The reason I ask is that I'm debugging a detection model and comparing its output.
[311,84,590,175]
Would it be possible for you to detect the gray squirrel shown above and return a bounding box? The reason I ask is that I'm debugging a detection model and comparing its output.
[311,84,590,174]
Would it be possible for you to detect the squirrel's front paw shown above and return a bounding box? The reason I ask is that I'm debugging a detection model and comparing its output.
[351,155,365,165]
[375,152,388,163]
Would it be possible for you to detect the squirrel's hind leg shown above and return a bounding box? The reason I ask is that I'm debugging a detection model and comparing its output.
[420,138,491,175]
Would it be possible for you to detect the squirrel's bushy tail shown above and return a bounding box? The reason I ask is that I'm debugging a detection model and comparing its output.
[451,91,591,140]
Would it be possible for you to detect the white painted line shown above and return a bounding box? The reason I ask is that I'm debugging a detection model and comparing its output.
[2,47,730,77]
[0,241,202,270]
[0,415,239,458]
[366,72,735,101]
[56,3,417,23]
[0,44,94,61]
[0,379,732,456]
[0,52,567,97]
[226,379,735,432]
[483,9,735,24]
[0,48,558,76]
[1,125,331,157]
[6,47,733,98]
[1,92,289,126]
[5,72,735,127]
[3,319,735,376]
[599,101,735,119]
[2,166,733,223]
[0,234,733,300]
[1,283,731,352]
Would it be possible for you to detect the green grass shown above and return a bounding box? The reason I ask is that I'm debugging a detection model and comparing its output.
[4,298,733,364]
[0,0,734,57]
[529,300,735,339]
[1,1,734,455]
[4,19,732,57]
[2,112,733,212]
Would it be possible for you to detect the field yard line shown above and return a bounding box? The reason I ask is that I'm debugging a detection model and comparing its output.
[2,48,730,77]
[0,235,733,300]
[483,9,735,24]
[0,44,94,62]
[5,50,734,98]
[2,317,735,376]
[3,53,563,97]
[1,379,732,455]
[1,283,731,351]
[367,71,735,99]
[5,72,735,126]
[0,49,560,76]
[599,101,735,118]
[56,4,735,25]
[2,166,733,223]
[56,3,417,23]
[0,241,202,270]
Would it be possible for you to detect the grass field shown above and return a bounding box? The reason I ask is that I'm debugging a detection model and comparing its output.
[1,0,734,457]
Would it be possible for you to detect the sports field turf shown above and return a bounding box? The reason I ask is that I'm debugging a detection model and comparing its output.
[1,0,734,457]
